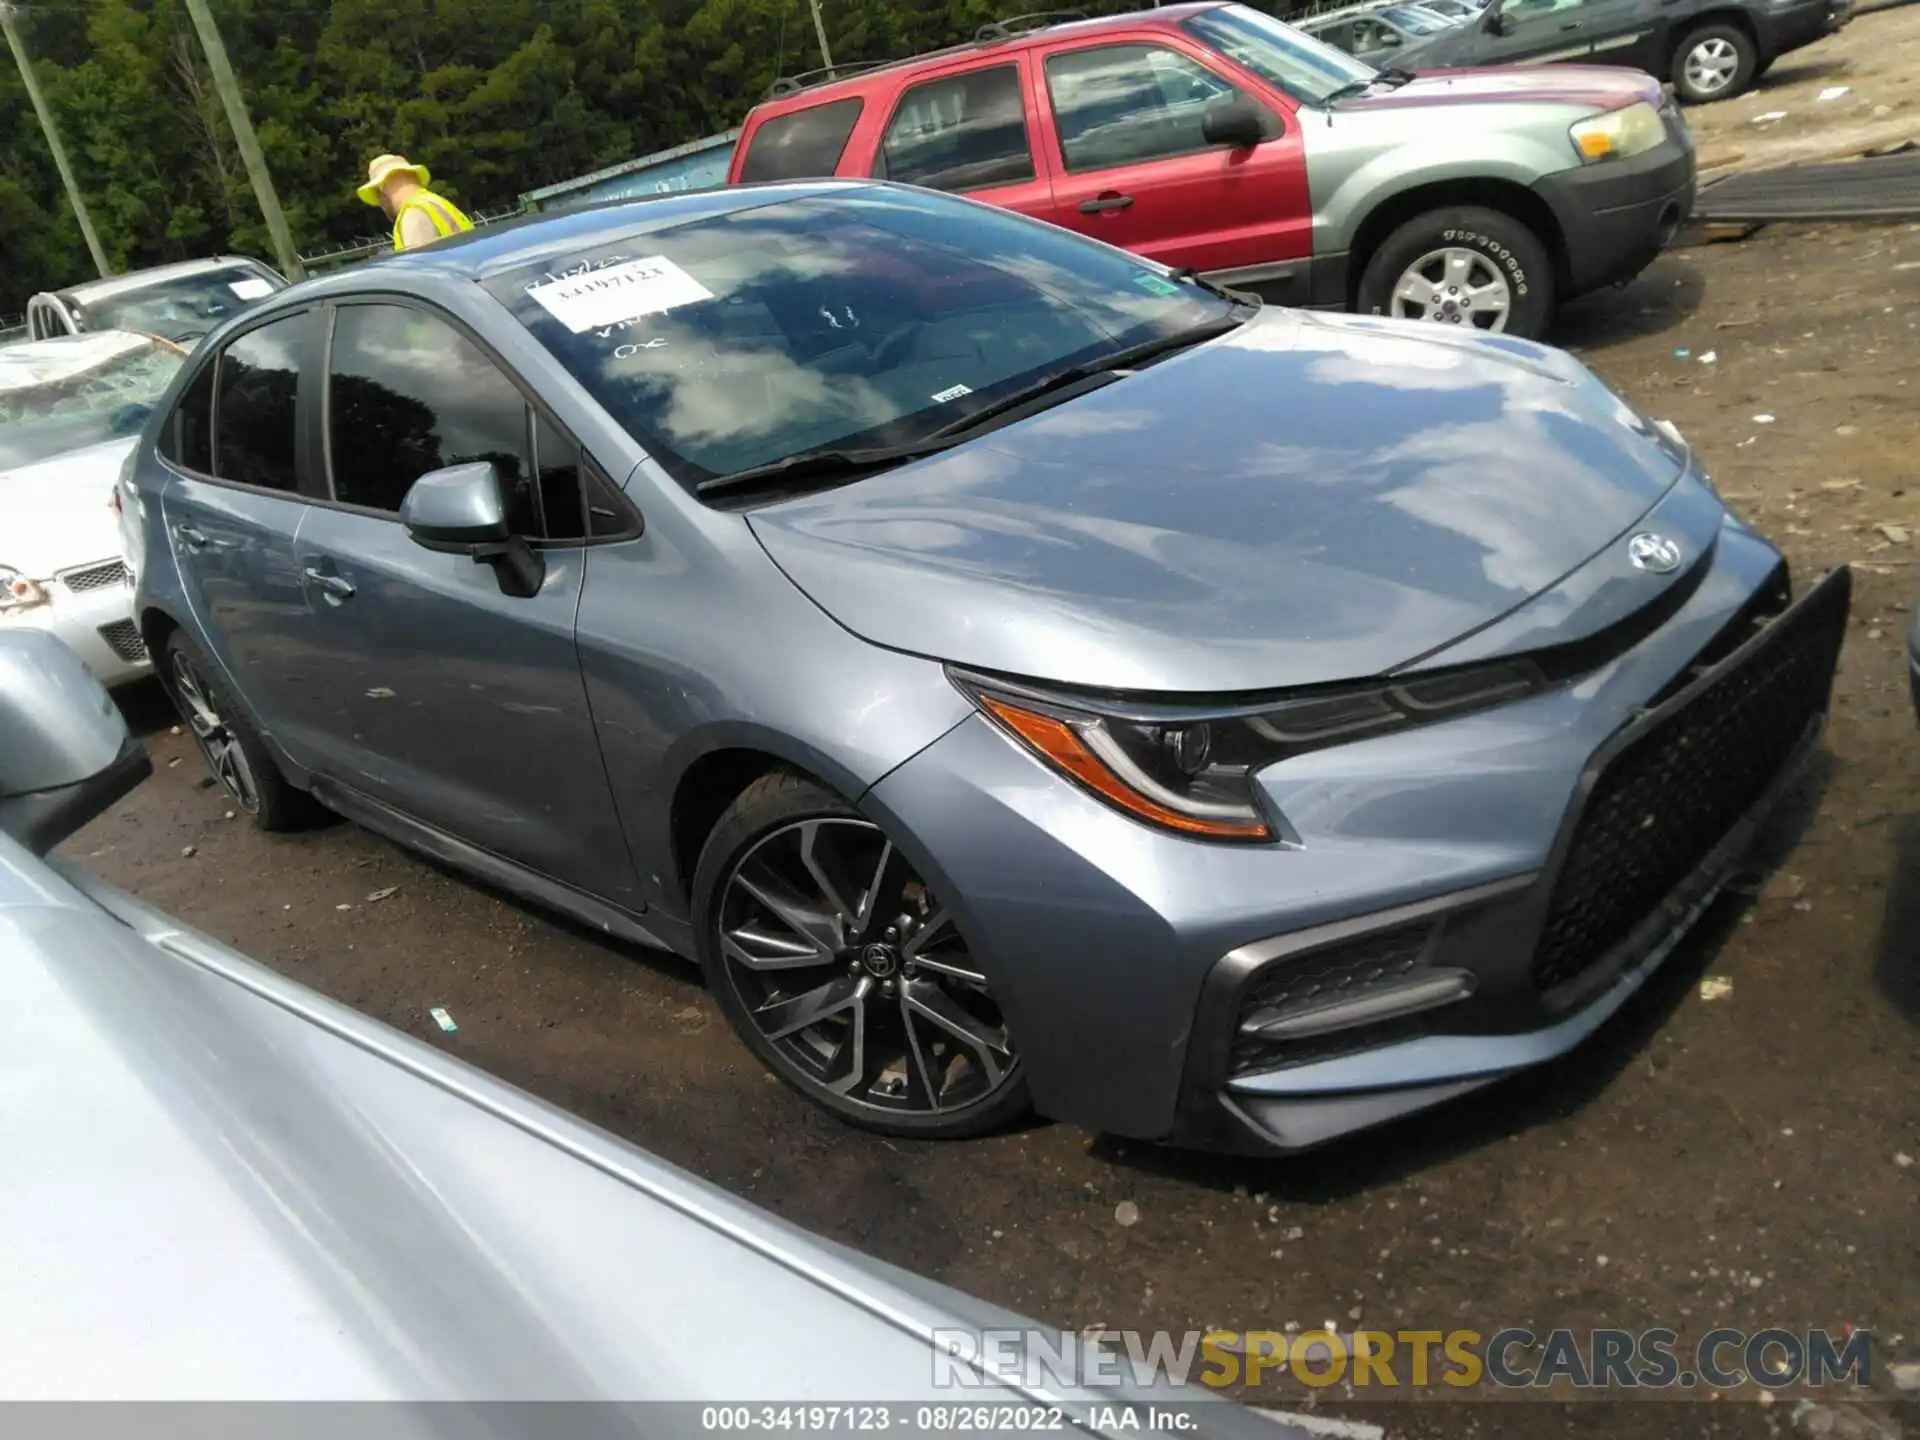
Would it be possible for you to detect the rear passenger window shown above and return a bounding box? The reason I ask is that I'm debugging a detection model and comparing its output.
[327,303,536,529]
[880,66,1035,193]
[1045,44,1249,173]
[212,314,303,492]
[164,361,215,473]
[737,98,864,182]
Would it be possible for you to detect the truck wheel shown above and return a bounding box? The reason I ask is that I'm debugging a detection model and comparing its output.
[1357,206,1553,340]
[1672,23,1756,103]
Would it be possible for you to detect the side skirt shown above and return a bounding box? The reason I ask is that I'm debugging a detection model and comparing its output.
[308,775,687,958]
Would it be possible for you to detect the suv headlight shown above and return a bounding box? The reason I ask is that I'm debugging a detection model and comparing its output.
[954,663,1550,843]
[0,567,48,612]
[1570,101,1667,162]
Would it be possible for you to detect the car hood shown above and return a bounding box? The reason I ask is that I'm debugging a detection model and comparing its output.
[1346,62,1663,110]
[748,310,1687,694]
[0,438,131,580]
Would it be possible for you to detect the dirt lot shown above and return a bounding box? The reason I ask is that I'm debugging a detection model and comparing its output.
[57,28,1920,1437]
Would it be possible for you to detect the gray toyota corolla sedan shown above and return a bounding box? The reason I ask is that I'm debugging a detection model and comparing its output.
[124,180,1849,1153]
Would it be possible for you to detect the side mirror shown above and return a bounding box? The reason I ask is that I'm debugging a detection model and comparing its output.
[399,461,544,599]
[1202,97,1273,150]
[1484,8,1510,33]
[0,631,150,855]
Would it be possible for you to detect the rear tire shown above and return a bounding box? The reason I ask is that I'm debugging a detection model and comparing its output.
[1672,22,1757,103]
[162,631,323,832]
[693,771,1030,1139]
[1356,205,1554,340]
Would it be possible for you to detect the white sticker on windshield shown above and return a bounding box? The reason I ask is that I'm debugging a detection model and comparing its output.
[229,277,274,300]
[527,256,713,333]
[932,383,973,404]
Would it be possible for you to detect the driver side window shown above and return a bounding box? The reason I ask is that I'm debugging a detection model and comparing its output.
[1045,44,1256,173]
[324,302,613,542]
[327,303,536,529]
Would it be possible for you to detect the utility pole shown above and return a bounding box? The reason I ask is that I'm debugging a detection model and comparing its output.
[0,3,110,279]
[179,0,305,279]
[806,0,834,75]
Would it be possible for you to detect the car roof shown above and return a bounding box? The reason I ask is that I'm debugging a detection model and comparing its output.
[56,256,273,305]
[309,179,877,287]
[0,330,173,394]
[747,2,1232,116]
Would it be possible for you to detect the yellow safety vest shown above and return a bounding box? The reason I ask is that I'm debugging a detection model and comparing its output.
[392,189,474,251]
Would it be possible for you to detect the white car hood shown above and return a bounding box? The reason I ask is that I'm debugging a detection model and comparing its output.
[0,438,132,580]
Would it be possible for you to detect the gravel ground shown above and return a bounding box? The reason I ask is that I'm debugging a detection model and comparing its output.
[57,49,1920,1439]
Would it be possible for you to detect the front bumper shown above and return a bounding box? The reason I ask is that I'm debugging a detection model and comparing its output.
[1534,109,1696,299]
[866,486,1848,1151]
[0,563,150,688]
[1756,0,1851,57]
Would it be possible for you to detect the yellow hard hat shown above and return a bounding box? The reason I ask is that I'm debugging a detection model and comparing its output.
[357,154,431,206]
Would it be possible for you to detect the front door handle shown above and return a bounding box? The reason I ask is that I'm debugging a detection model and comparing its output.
[303,566,355,601]
[174,524,209,551]
[1079,192,1135,215]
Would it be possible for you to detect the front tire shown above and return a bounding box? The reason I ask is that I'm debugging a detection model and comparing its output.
[1672,23,1757,103]
[162,631,322,832]
[1356,205,1554,340]
[693,771,1030,1139]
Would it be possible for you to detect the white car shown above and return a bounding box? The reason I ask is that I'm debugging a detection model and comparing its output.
[0,331,185,686]
[26,256,285,347]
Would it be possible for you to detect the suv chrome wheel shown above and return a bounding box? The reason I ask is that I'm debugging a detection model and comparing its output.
[714,816,1016,1118]
[1391,247,1511,332]
[171,649,259,814]
[1683,36,1740,97]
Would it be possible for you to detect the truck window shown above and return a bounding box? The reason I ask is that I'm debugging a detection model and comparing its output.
[738,98,865,182]
[879,66,1036,193]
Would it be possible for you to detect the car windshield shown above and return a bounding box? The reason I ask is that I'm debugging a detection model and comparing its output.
[0,337,182,469]
[1181,5,1375,105]
[74,264,282,344]
[1381,6,1447,32]
[487,187,1234,492]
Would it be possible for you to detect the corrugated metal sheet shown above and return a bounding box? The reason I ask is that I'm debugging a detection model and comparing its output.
[1693,149,1920,222]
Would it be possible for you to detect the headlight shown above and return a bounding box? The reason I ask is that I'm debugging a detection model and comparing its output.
[954,662,1550,843]
[0,567,48,612]
[1570,102,1667,162]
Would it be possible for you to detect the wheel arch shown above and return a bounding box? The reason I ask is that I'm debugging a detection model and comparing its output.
[1346,178,1572,305]
[663,726,899,908]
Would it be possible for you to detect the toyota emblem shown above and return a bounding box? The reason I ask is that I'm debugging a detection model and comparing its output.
[1626,532,1683,574]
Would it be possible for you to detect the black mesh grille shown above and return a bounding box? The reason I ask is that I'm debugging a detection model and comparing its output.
[1229,922,1433,1074]
[1531,571,1849,995]
[59,560,130,593]
[96,619,148,663]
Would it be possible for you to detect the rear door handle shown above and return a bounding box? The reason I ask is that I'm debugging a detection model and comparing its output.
[174,524,209,551]
[1079,193,1134,215]
[303,566,355,601]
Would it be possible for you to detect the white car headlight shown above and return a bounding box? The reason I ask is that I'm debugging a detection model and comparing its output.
[1570,101,1667,163]
[0,567,48,612]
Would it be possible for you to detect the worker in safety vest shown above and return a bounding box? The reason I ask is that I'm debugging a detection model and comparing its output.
[357,154,473,251]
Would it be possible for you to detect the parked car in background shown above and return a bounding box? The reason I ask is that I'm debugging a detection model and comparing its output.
[126,182,1848,1153]
[0,331,181,686]
[0,629,1302,1429]
[1298,4,1456,62]
[27,256,286,346]
[726,2,1697,339]
[1392,0,1852,103]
